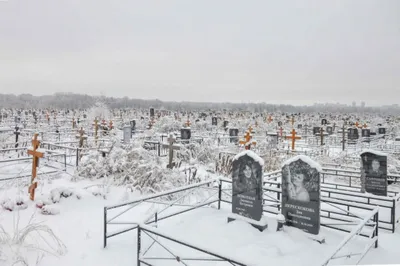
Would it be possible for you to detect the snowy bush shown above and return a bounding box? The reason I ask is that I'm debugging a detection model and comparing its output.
[76,144,187,194]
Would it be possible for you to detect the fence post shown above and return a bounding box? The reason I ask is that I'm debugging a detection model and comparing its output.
[218,180,222,210]
[104,207,107,248]
[137,226,141,265]
[75,148,79,167]
[64,154,67,171]
[392,199,395,233]
[375,210,379,248]
[277,183,281,211]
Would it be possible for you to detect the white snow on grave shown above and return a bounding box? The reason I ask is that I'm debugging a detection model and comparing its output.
[227,213,269,227]
[233,150,264,166]
[282,155,323,172]
[360,149,388,157]
[41,204,60,215]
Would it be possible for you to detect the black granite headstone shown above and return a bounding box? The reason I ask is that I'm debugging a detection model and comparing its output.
[361,151,387,196]
[278,121,282,127]
[150,107,155,117]
[313,127,320,135]
[347,128,359,140]
[181,128,191,140]
[231,152,263,221]
[229,128,239,143]
[282,156,321,235]
[321,119,327,125]
[212,117,218,126]
[362,129,371,138]
[378,128,386,135]
[223,121,229,128]
[297,124,303,129]
[326,126,333,135]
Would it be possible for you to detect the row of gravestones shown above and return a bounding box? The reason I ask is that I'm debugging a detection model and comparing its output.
[230,150,388,235]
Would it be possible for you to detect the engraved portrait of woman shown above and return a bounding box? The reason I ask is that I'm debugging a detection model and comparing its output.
[232,157,259,195]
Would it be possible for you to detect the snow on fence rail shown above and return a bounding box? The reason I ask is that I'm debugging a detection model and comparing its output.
[320,207,379,266]
[260,178,400,233]
[103,179,220,248]
[136,223,249,266]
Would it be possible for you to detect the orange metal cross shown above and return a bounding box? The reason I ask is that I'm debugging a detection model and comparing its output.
[185,118,191,127]
[285,129,301,150]
[28,133,44,201]
[239,130,256,150]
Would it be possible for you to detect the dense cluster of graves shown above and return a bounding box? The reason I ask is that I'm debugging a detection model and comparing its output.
[1,106,400,265]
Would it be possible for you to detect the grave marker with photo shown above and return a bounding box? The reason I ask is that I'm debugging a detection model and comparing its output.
[228,150,267,231]
[281,156,321,235]
[360,151,388,197]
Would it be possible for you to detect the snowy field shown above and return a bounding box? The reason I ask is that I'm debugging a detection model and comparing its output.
[1,171,400,266]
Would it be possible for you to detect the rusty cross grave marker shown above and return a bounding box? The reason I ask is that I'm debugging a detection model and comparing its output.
[285,128,301,151]
[162,134,180,169]
[28,133,45,201]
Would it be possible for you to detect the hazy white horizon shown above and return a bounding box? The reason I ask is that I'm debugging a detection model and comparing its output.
[1,0,399,106]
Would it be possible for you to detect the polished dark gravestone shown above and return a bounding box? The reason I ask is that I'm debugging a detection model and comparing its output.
[281,155,321,235]
[378,127,386,135]
[180,128,191,141]
[212,117,218,126]
[326,126,333,135]
[313,127,320,135]
[229,128,239,144]
[362,129,371,138]
[228,150,267,231]
[360,150,388,197]
[348,128,359,140]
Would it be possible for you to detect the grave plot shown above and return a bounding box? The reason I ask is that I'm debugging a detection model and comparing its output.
[104,178,378,266]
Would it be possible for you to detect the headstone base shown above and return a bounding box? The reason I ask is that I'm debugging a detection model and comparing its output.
[308,234,326,244]
[227,213,268,232]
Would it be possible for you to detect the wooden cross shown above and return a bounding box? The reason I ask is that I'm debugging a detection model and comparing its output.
[72,117,76,129]
[341,124,346,151]
[363,123,368,128]
[291,116,295,128]
[319,127,325,146]
[109,120,113,130]
[285,129,301,151]
[14,126,20,148]
[28,133,44,201]
[76,127,86,148]
[94,118,99,144]
[267,115,273,123]
[162,135,180,169]
[185,118,191,127]
[355,121,360,128]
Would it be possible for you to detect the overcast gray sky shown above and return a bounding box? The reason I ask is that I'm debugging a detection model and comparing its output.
[0,0,399,106]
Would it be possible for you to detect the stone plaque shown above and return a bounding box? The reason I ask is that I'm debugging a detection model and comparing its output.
[361,151,387,196]
[282,156,321,235]
[180,128,191,140]
[348,128,359,140]
[229,128,239,143]
[212,117,218,126]
[362,129,370,138]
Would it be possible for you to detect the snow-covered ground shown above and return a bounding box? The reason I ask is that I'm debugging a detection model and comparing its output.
[1,170,400,266]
